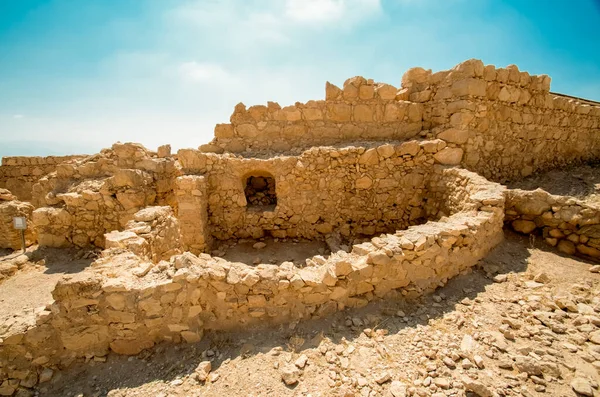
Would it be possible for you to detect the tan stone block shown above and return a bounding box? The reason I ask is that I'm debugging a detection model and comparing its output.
[325,82,342,100]
[383,103,405,122]
[375,83,397,100]
[359,85,374,99]
[407,103,423,122]
[397,141,420,156]
[236,124,258,138]
[433,148,464,165]
[511,220,536,234]
[302,107,323,121]
[437,128,469,144]
[326,103,352,122]
[354,104,373,122]
[401,67,430,87]
[557,240,576,255]
[376,144,395,159]
[358,148,379,165]
[451,78,487,97]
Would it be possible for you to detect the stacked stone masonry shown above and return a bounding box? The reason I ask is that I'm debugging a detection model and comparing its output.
[0,58,599,395]
[0,155,85,202]
[506,188,600,259]
[0,167,505,395]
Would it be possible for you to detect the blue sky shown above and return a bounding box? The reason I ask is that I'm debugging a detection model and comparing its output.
[0,0,599,158]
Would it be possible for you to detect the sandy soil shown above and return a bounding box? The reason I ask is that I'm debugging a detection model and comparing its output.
[0,246,94,334]
[215,238,330,267]
[24,231,599,397]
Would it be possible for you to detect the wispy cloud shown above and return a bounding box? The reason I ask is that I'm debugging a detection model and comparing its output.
[12,114,24,119]
[179,62,233,84]
[285,0,381,24]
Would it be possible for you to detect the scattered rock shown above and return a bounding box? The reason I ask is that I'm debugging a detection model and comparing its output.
[389,381,407,397]
[533,272,550,283]
[253,242,267,249]
[294,354,308,369]
[375,371,391,384]
[195,361,212,382]
[280,365,301,385]
[571,377,594,396]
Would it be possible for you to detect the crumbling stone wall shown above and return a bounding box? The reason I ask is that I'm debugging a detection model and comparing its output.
[179,139,456,242]
[203,81,423,154]
[0,189,36,250]
[0,167,505,394]
[105,206,183,263]
[0,155,85,202]
[506,188,600,259]
[31,143,180,248]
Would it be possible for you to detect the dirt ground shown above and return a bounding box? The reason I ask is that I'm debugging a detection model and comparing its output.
[508,162,600,206]
[0,247,94,336]
[214,238,330,267]
[3,231,593,397]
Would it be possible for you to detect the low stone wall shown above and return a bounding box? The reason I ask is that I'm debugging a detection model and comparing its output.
[0,167,505,395]
[506,188,600,259]
[0,155,86,202]
[0,190,36,250]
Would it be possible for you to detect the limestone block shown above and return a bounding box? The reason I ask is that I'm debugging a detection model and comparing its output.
[433,148,464,165]
[451,78,487,97]
[512,220,536,234]
[437,128,469,144]
[401,67,431,88]
[353,104,373,122]
[325,82,342,100]
[326,103,352,122]
[375,83,397,100]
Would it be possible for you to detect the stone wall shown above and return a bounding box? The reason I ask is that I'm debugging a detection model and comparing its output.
[105,206,183,263]
[0,167,505,394]
[402,59,600,182]
[204,81,423,154]
[179,139,462,242]
[506,188,600,259]
[0,155,85,202]
[207,59,600,183]
[31,143,180,248]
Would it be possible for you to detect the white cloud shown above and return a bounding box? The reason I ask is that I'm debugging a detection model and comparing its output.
[179,62,232,83]
[13,114,24,119]
[284,0,380,23]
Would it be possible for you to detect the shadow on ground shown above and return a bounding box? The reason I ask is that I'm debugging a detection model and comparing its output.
[38,231,543,396]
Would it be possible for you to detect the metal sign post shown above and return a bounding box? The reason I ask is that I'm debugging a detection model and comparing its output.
[12,217,27,253]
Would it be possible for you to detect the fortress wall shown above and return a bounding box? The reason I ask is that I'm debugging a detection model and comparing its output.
[208,59,600,183]
[0,155,86,202]
[205,80,424,153]
[0,167,505,393]
[178,139,463,242]
[402,59,600,182]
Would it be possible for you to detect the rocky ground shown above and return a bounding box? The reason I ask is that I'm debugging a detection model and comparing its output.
[509,163,600,206]
[0,231,592,397]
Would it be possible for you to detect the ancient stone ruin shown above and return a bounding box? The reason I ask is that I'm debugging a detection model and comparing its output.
[0,58,599,395]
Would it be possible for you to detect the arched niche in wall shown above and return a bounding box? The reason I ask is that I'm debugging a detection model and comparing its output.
[242,170,277,211]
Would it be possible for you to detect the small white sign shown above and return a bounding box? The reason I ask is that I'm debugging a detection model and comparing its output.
[13,217,27,230]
